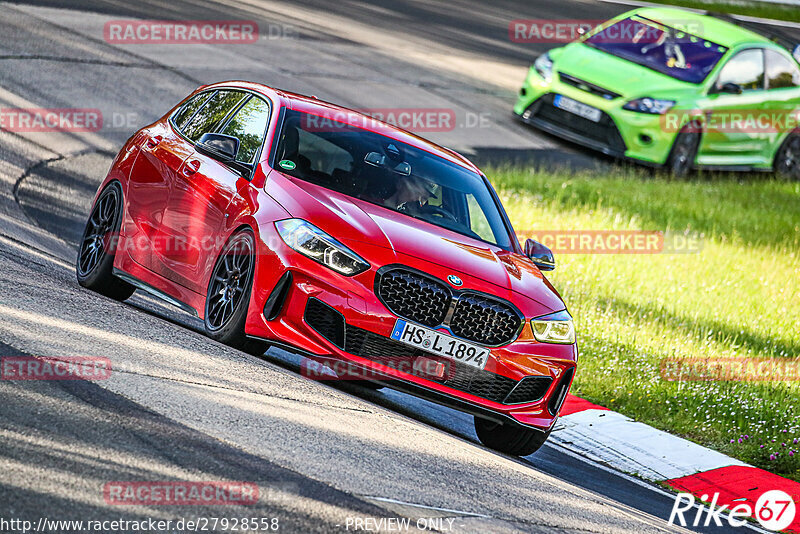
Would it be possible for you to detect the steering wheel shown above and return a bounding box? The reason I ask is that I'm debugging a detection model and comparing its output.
[420,204,458,222]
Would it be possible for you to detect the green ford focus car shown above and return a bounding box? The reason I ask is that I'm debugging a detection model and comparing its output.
[514,7,800,177]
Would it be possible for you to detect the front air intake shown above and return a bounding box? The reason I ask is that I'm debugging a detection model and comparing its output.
[304,298,345,349]
[503,375,553,405]
[548,367,575,416]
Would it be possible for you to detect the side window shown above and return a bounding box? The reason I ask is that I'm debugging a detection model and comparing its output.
[765,50,800,89]
[172,92,212,131]
[466,194,494,243]
[220,96,271,163]
[715,49,765,92]
[182,90,246,142]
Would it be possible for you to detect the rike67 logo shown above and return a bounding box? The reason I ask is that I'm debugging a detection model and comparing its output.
[669,490,796,531]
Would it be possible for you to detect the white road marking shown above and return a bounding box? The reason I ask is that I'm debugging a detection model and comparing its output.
[552,409,750,480]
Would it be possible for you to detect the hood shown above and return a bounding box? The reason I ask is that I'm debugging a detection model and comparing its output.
[554,42,694,100]
[266,171,564,314]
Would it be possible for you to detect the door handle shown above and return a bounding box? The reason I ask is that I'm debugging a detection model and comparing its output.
[145,135,163,149]
[182,159,200,177]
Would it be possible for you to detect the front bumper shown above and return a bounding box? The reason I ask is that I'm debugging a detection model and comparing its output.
[514,67,678,166]
[244,227,577,432]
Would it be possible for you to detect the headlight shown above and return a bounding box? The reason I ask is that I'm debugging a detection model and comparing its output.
[275,219,370,276]
[533,52,553,83]
[531,310,575,344]
[623,98,676,114]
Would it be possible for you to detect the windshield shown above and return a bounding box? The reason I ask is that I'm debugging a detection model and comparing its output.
[272,109,513,250]
[584,16,728,84]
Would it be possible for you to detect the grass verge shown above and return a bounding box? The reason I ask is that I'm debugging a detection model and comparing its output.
[490,166,800,481]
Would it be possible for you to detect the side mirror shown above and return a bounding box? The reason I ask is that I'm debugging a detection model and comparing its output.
[197,133,239,162]
[525,239,555,271]
[364,151,385,167]
[714,82,743,95]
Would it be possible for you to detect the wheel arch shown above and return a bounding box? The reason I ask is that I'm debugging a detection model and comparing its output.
[202,222,258,294]
[772,126,800,170]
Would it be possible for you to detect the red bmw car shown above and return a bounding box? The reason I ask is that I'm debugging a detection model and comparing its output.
[77,81,578,455]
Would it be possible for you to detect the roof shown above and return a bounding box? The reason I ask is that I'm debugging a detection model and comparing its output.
[194,81,481,173]
[632,7,773,48]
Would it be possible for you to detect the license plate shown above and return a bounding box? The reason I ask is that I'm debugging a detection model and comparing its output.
[390,319,489,370]
[553,94,602,122]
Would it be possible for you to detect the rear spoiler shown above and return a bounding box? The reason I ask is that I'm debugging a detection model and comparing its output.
[704,11,800,63]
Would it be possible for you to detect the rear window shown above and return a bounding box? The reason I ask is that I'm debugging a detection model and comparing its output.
[765,49,800,89]
[584,16,728,84]
[173,92,212,131]
[182,90,247,142]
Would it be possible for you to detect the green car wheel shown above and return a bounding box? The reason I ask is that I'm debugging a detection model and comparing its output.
[775,131,800,180]
[667,122,702,177]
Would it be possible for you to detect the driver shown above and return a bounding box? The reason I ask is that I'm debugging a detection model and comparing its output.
[383,174,438,214]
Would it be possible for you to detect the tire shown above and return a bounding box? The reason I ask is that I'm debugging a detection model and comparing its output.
[774,130,800,180]
[204,230,269,355]
[474,417,551,456]
[666,121,702,177]
[76,182,136,301]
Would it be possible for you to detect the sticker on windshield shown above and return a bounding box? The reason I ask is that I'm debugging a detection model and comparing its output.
[279,159,296,170]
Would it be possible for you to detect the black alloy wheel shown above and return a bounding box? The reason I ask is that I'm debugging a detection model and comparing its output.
[204,230,268,355]
[775,131,800,180]
[667,121,702,177]
[76,182,135,301]
[206,233,253,331]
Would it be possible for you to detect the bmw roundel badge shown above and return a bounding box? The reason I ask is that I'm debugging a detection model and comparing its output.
[447,274,463,287]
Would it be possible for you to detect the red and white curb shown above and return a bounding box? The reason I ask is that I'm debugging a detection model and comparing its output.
[552,395,800,532]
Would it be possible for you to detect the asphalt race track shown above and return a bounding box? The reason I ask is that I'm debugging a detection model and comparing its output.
[1,1,795,532]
